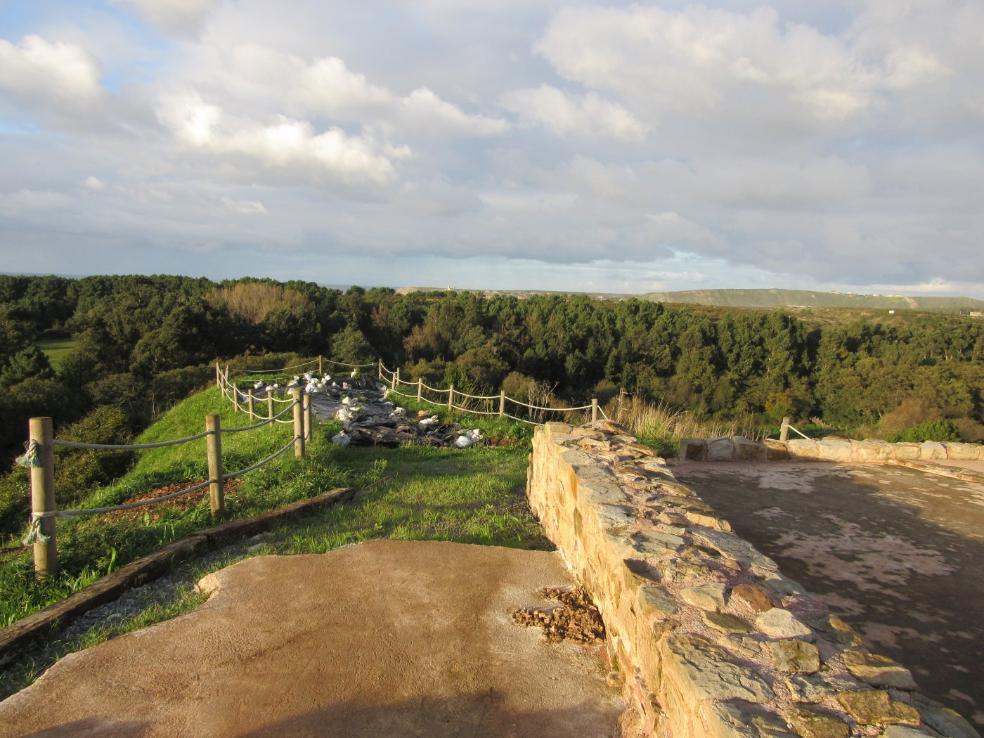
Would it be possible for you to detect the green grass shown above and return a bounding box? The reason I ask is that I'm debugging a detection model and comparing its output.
[0,383,543,628]
[0,388,545,698]
[37,337,78,371]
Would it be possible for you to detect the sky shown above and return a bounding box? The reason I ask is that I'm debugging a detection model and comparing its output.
[0,0,982,297]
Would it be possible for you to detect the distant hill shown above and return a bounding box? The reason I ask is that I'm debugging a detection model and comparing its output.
[640,289,984,312]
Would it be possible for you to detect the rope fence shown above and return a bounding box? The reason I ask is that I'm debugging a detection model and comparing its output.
[20,362,318,579]
[378,362,602,426]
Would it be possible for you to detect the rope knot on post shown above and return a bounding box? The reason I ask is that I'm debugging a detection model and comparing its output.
[16,440,41,468]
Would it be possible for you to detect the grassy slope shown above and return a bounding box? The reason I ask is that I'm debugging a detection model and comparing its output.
[0,386,542,698]
[640,288,984,312]
[0,385,541,626]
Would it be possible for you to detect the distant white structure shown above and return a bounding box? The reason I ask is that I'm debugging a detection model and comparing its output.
[888,309,896,315]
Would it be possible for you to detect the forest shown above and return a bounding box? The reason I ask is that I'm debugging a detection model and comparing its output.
[1,273,982,475]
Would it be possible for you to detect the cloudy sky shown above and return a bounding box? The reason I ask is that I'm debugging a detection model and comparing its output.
[1,1,982,296]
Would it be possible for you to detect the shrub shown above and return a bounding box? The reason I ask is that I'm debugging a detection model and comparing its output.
[890,419,961,443]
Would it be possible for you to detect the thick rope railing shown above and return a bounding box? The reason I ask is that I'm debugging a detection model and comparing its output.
[240,358,320,374]
[221,437,297,480]
[28,479,212,522]
[379,362,600,425]
[51,433,209,451]
[221,401,296,432]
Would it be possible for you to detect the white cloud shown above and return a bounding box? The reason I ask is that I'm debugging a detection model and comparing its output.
[534,5,950,126]
[291,55,394,117]
[116,0,218,33]
[83,176,107,191]
[400,87,510,137]
[156,92,410,185]
[501,85,646,140]
[0,35,103,108]
[221,196,267,214]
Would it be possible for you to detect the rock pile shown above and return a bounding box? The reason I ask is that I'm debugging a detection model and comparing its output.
[308,381,486,449]
[527,421,980,738]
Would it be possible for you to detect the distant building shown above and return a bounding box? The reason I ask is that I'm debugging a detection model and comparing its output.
[888,309,896,315]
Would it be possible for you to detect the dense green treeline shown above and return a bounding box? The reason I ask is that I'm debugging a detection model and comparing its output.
[1,274,983,469]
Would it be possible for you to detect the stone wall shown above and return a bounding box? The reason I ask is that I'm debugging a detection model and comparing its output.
[679,436,984,463]
[527,421,979,738]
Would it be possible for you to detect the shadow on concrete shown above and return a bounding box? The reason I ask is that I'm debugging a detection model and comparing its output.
[234,691,616,738]
[675,462,984,729]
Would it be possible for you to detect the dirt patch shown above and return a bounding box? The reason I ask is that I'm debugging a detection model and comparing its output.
[512,587,606,644]
[102,479,242,523]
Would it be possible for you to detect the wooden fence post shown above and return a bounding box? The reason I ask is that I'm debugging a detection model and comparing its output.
[292,388,305,459]
[29,417,57,578]
[303,391,312,440]
[780,416,791,443]
[499,390,505,417]
[378,359,383,380]
[232,384,239,413]
[448,385,454,412]
[247,390,255,419]
[417,378,423,401]
[616,388,625,424]
[205,414,224,517]
[318,356,323,375]
[591,398,599,423]
[215,361,221,388]
[267,388,274,420]
[391,369,397,391]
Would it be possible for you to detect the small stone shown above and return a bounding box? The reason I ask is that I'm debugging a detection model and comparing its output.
[843,650,917,690]
[786,674,861,702]
[638,586,679,620]
[661,633,774,703]
[632,530,685,554]
[836,690,921,726]
[679,582,728,611]
[825,615,863,646]
[881,728,936,738]
[787,706,850,738]
[911,694,980,738]
[765,639,820,673]
[731,583,774,613]
[703,611,754,634]
[756,608,813,639]
[714,701,796,738]
[685,511,733,531]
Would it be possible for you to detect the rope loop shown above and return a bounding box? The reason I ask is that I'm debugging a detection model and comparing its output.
[16,440,41,468]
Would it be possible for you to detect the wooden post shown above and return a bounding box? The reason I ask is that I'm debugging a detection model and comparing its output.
[499,390,506,417]
[232,384,239,412]
[318,356,323,375]
[391,369,397,391]
[448,385,454,412]
[395,368,401,388]
[616,388,625,424]
[780,416,791,443]
[247,390,255,419]
[29,417,57,578]
[215,361,221,388]
[267,388,274,420]
[378,359,383,379]
[591,398,599,423]
[303,391,312,440]
[417,378,423,401]
[205,414,224,517]
[291,388,305,459]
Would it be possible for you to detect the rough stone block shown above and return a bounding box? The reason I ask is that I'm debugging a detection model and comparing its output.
[787,438,820,458]
[764,439,790,460]
[755,608,813,639]
[944,443,982,461]
[787,706,850,738]
[734,437,768,461]
[836,690,920,726]
[679,583,728,611]
[893,443,922,460]
[765,639,820,673]
[707,437,737,461]
[816,439,854,462]
[918,441,948,460]
[843,650,917,690]
[660,633,773,703]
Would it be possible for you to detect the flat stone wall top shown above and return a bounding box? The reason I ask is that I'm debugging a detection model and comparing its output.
[527,421,979,738]
[679,437,984,464]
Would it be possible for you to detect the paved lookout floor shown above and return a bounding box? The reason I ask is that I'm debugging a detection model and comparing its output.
[672,460,984,730]
[0,540,623,738]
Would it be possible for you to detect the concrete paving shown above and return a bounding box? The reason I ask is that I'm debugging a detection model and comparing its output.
[0,540,624,738]
[672,460,984,730]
